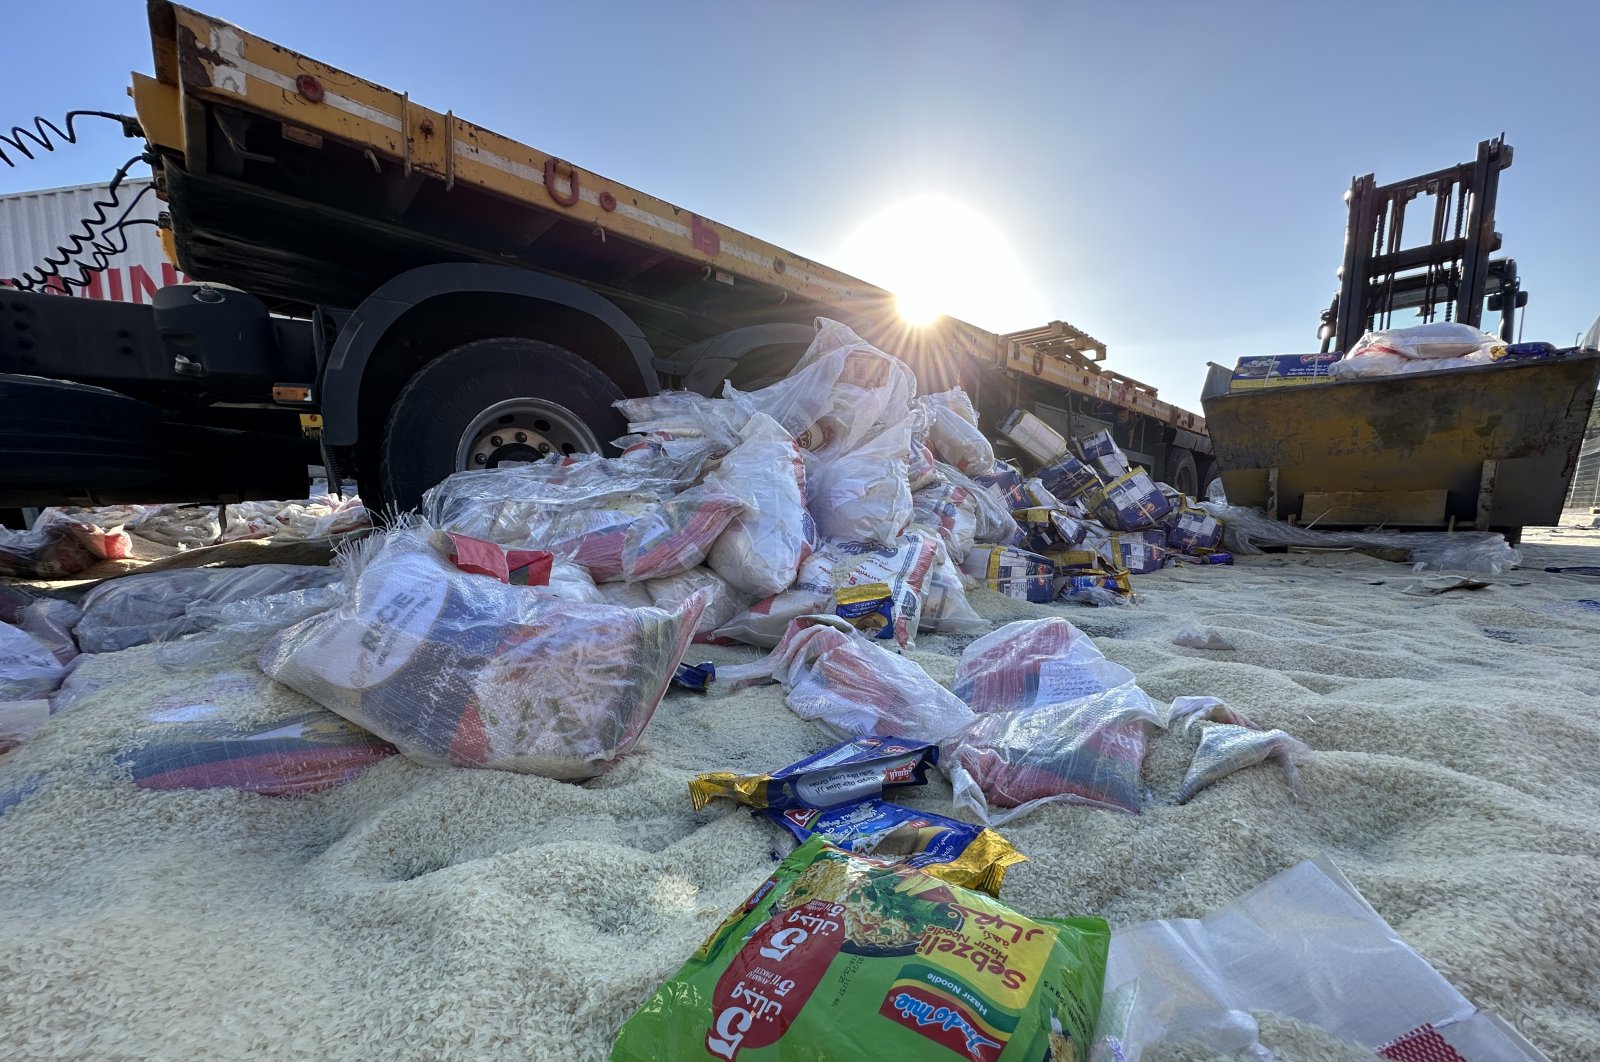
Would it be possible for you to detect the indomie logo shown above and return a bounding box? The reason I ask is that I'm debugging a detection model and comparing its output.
[883,988,1004,1061]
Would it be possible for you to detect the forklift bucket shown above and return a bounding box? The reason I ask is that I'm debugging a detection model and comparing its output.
[1200,354,1600,543]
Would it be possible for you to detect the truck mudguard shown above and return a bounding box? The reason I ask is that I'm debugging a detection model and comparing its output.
[319,262,657,447]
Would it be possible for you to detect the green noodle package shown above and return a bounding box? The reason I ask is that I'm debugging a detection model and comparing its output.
[612,835,1108,1061]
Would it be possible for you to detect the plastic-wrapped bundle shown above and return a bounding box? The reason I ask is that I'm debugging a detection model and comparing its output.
[644,566,754,641]
[971,459,1029,512]
[934,461,1023,545]
[614,389,742,457]
[1088,469,1174,531]
[924,387,995,476]
[617,482,744,583]
[918,541,988,637]
[1037,453,1103,503]
[1117,529,1169,574]
[1077,429,1131,480]
[18,598,80,665]
[1200,501,1521,574]
[951,618,1125,709]
[0,508,132,579]
[906,440,939,491]
[1,623,66,702]
[726,318,917,465]
[715,532,939,649]
[806,421,912,546]
[1165,507,1223,554]
[961,545,1056,603]
[943,682,1162,821]
[1022,477,1064,508]
[74,564,340,654]
[704,413,815,596]
[718,616,977,744]
[258,527,707,779]
[122,703,397,797]
[1176,723,1311,803]
[909,481,979,563]
[596,581,655,608]
[216,495,370,544]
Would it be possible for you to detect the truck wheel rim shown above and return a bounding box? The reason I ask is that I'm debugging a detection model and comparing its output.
[455,397,602,471]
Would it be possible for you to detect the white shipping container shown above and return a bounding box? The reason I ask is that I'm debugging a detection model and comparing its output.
[0,180,187,303]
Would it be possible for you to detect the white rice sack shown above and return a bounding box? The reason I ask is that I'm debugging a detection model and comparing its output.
[919,541,988,637]
[704,413,815,598]
[644,567,754,640]
[807,423,912,546]
[926,388,995,476]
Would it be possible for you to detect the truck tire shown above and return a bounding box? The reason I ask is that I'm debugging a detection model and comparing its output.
[0,374,166,493]
[1198,457,1222,502]
[1164,446,1199,498]
[374,337,628,513]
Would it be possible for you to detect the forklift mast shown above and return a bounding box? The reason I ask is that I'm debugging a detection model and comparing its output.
[1320,137,1527,354]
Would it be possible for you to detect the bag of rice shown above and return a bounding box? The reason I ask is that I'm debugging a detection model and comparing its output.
[705,413,815,597]
[612,835,1110,1062]
[925,387,995,476]
[259,526,706,780]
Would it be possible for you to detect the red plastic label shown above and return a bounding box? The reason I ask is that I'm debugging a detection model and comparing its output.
[703,900,845,1059]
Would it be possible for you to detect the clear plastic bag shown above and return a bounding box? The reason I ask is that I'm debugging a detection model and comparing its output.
[614,389,743,457]
[74,564,340,654]
[725,318,917,465]
[1201,501,1522,573]
[19,598,81,665]
[1092,857,1546,1061]
[925,387,995,476]
[718,616,977,743]
[258,526,708,779]
[703,412,814,597]
[806,421,913,546]
[1176,723,1311,804]
[951,618,1128,711]
[918,540,988,637]
[0,623,65,701]
[618,482,744,583]
[1349,321,1504,360]
[943,681,1163,821]
[0,508,132,579]
[715,532,939,649]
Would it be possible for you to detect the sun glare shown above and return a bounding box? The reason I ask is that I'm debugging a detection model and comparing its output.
[837,196,1046,330]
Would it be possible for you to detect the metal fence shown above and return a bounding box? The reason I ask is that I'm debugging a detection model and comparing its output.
[1565,442,1600,511]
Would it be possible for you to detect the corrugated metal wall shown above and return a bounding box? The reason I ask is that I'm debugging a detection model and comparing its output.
[0,180,185,302]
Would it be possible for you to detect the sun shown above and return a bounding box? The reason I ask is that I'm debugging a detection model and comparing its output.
[836,196,1046,330]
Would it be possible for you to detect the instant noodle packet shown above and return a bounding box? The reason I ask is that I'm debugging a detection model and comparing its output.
[611,835,1109,1062]
[834,581,896,640]
[765,797,1026,896]
[689,735,938,811]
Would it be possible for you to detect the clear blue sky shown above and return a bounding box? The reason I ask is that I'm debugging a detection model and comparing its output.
[6,1,1597,411]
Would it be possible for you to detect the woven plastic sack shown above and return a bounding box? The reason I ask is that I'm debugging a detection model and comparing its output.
[1092,857,1545,1062]
[925,387,995,476]
[806,421,913,546]
[0,508,132,579]
[258,527,707,779]
[644,566,753,641]
[909,481,978,563]
[718,616,977,744]
[715,532,939,649]
[704,413,814,597]
[74,564,340,654]
[943,682,1162,822]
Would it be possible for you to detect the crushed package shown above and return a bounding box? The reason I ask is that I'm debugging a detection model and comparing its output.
[1165,507,1223,554]
[1116,530,1168,575]
[689,735,938,811]
[1060,571,1133,607]
[766,798,1026,895]
[962,545,1055,603]
[611,834,1110,1062]
[1035,453,1103,503]
[1076,429,1131,480]
[970,460,1030,512]
[834,582,896,641]
[1087,469,1174,532]
[672,660,717,692]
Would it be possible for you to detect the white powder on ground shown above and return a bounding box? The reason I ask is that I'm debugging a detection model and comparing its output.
[2,522,1599,1059]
